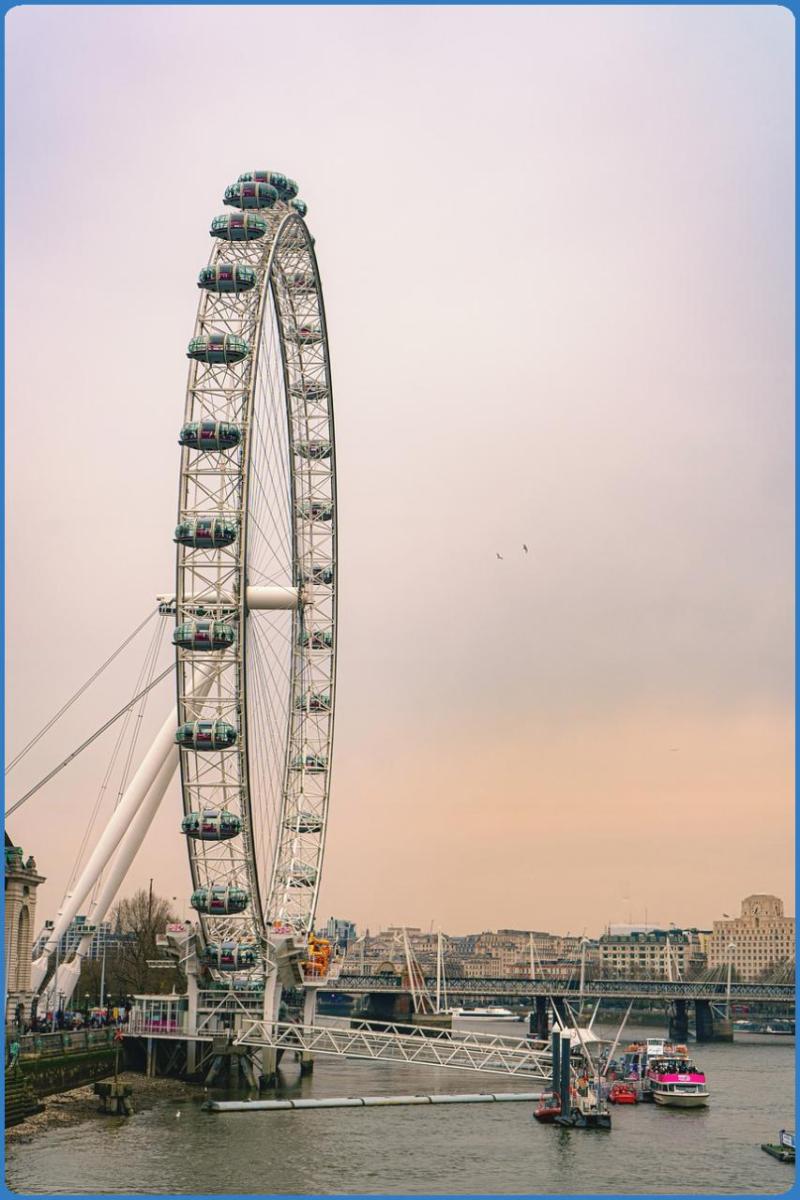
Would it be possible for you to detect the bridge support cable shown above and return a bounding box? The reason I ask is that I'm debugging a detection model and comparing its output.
[6,607,160,776]
[7,666,174,819]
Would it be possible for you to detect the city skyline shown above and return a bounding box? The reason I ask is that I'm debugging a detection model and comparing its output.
[6,5,793,935]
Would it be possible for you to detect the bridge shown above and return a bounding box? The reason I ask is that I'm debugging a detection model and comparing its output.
[325,975,796,1004]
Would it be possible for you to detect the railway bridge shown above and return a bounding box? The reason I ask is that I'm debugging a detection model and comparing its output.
[319,975,796,1043]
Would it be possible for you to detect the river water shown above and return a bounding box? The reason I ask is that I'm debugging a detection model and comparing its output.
[5,1023,794,1194]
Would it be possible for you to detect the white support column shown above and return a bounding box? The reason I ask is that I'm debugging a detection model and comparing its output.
[31,709,178,990]
[32,672,213,992]
[41,750,181,1010]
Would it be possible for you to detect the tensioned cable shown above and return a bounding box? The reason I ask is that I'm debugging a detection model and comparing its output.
[6,607,160,775]
[67,616,167,893]
[6,664,173,817]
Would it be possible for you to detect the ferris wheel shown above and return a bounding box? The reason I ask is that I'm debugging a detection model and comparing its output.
[174,171,337,973]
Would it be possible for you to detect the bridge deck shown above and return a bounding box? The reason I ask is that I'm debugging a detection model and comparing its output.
[323,976,795,1003]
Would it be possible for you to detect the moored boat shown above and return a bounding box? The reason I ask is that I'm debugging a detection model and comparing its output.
[761,1129,795,1163]
[608,1082,638,1105]
[533,1092,561,1123]
[646,1051,709,1108]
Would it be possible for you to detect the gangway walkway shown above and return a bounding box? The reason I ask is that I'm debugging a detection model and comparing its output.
[232,1018,553,1080]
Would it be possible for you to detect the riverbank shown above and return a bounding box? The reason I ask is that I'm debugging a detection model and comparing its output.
[5,1072,204,1145]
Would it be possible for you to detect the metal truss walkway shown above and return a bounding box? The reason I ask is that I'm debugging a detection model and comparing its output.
[233,1019,553,1080]
[326,975,796,1004]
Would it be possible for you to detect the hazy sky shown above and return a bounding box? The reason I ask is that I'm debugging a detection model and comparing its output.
[6,5,794,938]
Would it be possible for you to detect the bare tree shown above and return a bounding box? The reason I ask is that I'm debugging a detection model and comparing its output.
[108,887,180,997]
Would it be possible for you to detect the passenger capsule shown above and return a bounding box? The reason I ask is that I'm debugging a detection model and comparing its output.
[298,629,333,650]
[175,720,238,751]
[290,325,323,346]
[182,809,241,841]
[295,440,331,460]
[288,272,316,294]
[173,621,236,652]
[198,263,256,294]
[300,565,333,586]
[290,198,308,217]
[238,171,299,201]
[298,501,333,522]
[224,180,278,210]
[187,334,249,365]
[290,381,328,402]
[290,754,328,773]
[279,864,318,888]
[201,941,258,971]
[179,421,241,452]
[210,213,267,242]
[284,812,324,833]
[295,692,331,712]
[174,517,238,548]
[191,885,249,915]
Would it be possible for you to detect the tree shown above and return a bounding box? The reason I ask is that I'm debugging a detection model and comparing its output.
[106,887,181,997]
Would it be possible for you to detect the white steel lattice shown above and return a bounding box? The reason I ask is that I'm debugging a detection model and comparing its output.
[176,198,336,973]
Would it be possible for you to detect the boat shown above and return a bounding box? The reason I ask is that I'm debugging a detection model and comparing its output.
[608,1082,638,1105]
[449,1006,524,1022]
[533,1092,562,1123]
[554,1086,611,1130]
[761,1129,795,1163]
[646,1050,709,1108]
[735,1019,795,1041]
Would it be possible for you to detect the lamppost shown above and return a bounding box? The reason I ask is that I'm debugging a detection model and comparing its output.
[99,933,108,1012]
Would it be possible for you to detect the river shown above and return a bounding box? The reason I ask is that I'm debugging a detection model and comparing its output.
[5,1023,794,1194]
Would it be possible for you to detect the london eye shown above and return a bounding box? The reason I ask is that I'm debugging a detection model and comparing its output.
[175,171,337,975]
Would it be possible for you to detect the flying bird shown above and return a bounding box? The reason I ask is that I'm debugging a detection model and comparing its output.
[496,553,503,560]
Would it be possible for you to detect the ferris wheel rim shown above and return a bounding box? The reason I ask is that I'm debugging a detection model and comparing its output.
[175,186,337,972]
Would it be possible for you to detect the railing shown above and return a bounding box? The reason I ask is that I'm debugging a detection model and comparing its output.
[233,1018,553,1080]
[15,1029,116,1059]
[328,975,796,1003]
[126,1014,187,1037]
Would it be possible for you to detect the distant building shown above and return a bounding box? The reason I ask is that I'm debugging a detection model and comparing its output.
[31,918,135,963]
[4,834,45,1025]
[324,917,357,951]
[598,928,706,977]
[707,895,795,981]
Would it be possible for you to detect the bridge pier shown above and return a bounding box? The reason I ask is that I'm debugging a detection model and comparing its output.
[669,998,689,1042]
[353,990,414,1027]
[552,997,568,1028]
[530,996,549,1041]
[694,999,733,1042]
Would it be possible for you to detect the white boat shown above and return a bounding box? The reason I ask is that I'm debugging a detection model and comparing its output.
[652,1083,710,1107]
[647,1050,709,1108]
[449,1006,524,1022]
